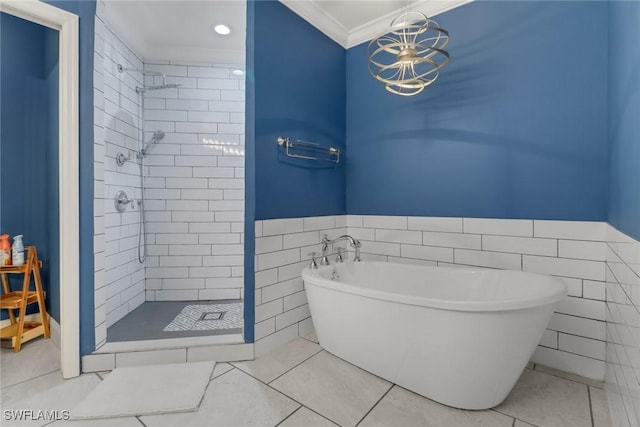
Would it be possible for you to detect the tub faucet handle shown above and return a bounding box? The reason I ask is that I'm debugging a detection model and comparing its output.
[320,235,330,266]
[336,247,344,263]
[308,252,318,269]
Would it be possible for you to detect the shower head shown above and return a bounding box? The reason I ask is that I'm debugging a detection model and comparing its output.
[138,130,166,158]
[151,130,165,143]
[135,83,182,93]
[118,64,183,93]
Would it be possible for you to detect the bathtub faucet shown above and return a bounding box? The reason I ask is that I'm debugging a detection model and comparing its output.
[321,234,362,262]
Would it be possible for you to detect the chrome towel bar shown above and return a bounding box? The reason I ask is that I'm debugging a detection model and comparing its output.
[276,136,340,163]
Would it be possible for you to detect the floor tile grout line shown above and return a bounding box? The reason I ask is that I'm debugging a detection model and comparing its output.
[299,334,319,345]
[267,384,339,425]
[136,415,148,426]
[0,367,61,391]
[210,363,235,380]
[489,407,517,424]
[264,386,340,427]
[532,364,604,389]
[273,404,303,427]
[209,365,238,383]
[189,362,219,416]
[221,349,343,426]
[295,405,341,426]
[354,383,394,426]
[238,367,343,427]
[491,407,539,426]
[267,347,324,385]
[212,365,319,422]
[228,344,323,386]
[587,385,595,427]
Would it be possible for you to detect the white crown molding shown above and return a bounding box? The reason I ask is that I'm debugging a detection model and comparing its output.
[347,0,474,48]
[279,0,350,47]
[279,0,473,49]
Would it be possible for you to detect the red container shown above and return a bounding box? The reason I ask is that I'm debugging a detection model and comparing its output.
[0,234,11,266]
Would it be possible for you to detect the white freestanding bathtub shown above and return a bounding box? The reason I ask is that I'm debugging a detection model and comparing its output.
[302,261,567,410]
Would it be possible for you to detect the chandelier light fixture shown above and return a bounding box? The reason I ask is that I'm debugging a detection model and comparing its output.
[368,11,450,96]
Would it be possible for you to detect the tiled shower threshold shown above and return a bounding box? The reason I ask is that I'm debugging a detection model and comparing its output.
[95,332,245,354]
[83,333,252,372]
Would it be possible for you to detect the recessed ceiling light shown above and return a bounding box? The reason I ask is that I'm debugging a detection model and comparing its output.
[232,69,244,76]
[214,24,231,35]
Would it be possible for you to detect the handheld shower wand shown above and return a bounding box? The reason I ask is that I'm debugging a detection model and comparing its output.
[138,130,165,158]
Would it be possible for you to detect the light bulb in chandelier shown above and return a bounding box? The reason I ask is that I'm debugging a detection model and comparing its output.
[368,11,450,96]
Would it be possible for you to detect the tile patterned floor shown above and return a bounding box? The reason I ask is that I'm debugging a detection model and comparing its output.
[1,335,613,427]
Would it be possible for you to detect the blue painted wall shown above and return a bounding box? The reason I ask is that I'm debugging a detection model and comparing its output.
[0,13,59,320]
[346,1,608,220]
[253,1,346,220]
[607,1,640,241]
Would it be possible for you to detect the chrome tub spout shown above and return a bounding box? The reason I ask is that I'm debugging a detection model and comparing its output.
[321,234,362,262]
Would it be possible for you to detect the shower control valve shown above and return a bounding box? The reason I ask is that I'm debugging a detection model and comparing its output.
[115,151,131,167]
[114,190,134,213]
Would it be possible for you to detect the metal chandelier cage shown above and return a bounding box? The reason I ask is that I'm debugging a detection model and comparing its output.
[368,11,450,96]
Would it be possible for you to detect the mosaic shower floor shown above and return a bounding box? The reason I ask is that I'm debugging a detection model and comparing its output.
[107,300,243,342]
[163,302,243,332]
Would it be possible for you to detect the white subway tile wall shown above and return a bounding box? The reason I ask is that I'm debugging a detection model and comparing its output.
[93,10,245,347]
[93,13,146,348]
[605,225,640,427]
[143,61,245,301]
[356,216,608,380]
[253,216,346,356]
[254,215,612,382]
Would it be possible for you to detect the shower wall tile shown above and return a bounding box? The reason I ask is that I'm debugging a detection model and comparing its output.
[534,220,607,241]
[421,231,481,250]
[346,215,640,403]
[523,255,605,281]
[142,61,245,300]
[253,215,626,388]
[407,216,463,232]
[604,224,640,427]
[482,235,557,257]
[463,218,533,237]
[348,216,610,381]
[93,12,146,348]
[454,249,521,270]
[254,215,344,357]
[559,240,608,261]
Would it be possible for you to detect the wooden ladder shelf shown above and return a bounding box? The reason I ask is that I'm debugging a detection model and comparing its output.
[0,246,50,351]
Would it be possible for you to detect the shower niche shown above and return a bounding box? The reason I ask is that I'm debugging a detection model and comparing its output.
[93,1,246,349]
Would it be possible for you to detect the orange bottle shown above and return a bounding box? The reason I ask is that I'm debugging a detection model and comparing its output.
[0,234,11,266]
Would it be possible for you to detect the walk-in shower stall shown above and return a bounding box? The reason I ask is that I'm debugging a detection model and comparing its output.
[92,2,246,348]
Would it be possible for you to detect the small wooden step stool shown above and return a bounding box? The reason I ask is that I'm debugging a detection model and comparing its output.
[0,246,50,352]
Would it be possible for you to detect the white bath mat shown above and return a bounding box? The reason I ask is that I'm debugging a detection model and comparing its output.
[163,303,243,332]
[71,361,214,419]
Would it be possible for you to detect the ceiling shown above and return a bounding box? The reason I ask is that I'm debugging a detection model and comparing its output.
[102,0,471,64]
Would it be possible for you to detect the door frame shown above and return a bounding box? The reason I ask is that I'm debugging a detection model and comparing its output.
[0,0,80,378]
